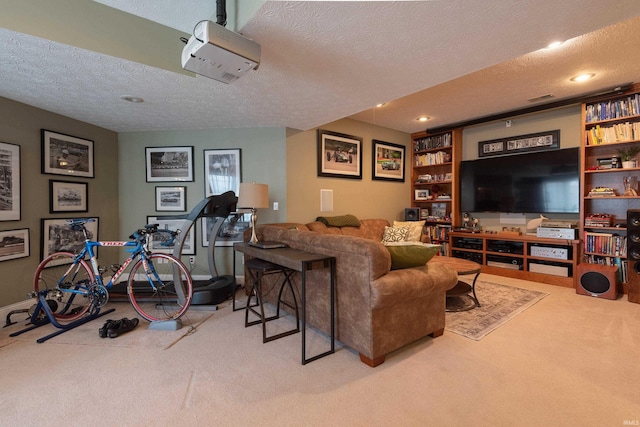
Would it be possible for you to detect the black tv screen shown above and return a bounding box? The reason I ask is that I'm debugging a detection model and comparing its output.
[460,147,580,214]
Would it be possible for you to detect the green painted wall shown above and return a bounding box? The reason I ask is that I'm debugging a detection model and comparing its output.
[0,97,120,307]
[117,128,287,277]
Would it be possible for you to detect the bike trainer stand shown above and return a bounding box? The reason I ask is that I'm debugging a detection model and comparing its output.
[9,291,115,344]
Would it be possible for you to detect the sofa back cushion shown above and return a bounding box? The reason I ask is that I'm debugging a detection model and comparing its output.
[306,218,389,241]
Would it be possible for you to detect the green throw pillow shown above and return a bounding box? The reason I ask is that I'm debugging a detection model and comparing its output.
[316,214,361,227]
[385,244,441,270]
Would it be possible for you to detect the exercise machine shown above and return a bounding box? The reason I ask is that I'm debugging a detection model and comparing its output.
[168,191,239,307]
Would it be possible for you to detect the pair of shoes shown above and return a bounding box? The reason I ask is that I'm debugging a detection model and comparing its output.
[107,317,139,338]
[99,319,117,338]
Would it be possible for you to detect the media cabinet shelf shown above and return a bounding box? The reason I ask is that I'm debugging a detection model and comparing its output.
[448,232,579,288]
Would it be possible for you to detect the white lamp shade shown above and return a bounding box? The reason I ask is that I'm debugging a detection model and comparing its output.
[237,182,269,209]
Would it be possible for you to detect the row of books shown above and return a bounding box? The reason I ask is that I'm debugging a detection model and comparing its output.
[424,224,451,243]
[585,93,640,123]
[413,133,451,152]
[583,232,627,257]
[582,256,627,283]
[414,151,449,166]
[585,122,640,145]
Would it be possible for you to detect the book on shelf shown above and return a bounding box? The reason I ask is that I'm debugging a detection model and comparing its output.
[413,133,451,151]
[583,231,627,257]
[587,187,616,197]
[414,151,449,166]
[585,93,640,123]
[586,122,640,145]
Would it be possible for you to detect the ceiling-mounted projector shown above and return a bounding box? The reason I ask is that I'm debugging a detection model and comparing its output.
[181,20,261,84]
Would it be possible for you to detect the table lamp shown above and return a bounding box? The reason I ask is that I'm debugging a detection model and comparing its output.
[237,182,269,244]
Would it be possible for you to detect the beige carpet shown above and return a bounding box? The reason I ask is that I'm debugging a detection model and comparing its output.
[0,302,215,350]
[445,280,549,340]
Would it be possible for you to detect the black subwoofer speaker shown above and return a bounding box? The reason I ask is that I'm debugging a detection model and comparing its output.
[404,208,420,221]
[576,263,619,299]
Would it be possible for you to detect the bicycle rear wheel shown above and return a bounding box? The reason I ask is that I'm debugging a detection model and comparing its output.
[33,252,95,324]
[127,253,193,322]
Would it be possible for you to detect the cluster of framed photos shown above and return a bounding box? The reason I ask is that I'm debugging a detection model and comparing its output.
[0,130,97,262]
[317,129,406,182]
[145,147,247,249]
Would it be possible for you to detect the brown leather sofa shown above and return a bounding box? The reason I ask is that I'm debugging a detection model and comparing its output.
[249,219,458,367]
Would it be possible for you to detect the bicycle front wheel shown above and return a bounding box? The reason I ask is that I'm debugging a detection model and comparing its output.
[127,253,193,322]
[33,252,95,325]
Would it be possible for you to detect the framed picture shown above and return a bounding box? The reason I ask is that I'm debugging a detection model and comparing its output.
[372,140,405,182]
[155,186,186,212]
[317,129,362,179]
[41,217,98,261]
[0,228,29,262]
[415,189,430,201]
[145,146,194,182]
[203,149,241,197]
[202,213,250,247]
[49,180,88,213]
[0,141,21,221]
[146,216,195,255]
[41,130,94,178]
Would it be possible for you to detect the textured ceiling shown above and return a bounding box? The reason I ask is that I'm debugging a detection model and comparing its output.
[1,1,640,134]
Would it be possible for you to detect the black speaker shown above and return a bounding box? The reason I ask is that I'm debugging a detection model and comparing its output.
[404,208,420,221]
[576,263,619,299]
[627,209,640,303]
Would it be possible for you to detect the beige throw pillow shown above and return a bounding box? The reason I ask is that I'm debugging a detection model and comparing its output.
[393,220,426,242]
[381,226,409,243]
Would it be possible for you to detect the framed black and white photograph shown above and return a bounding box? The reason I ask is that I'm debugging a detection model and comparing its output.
[0,228,29,262]
[41,130,94,178]
[201,213,250,247]
[145,146,194,182]
[317,129,362,179]
[49,180,88,213]
[204,149,241,197]
[0,141,21,221]
[372,139,405,182]
[146,216,195,255]
[155,186,186,212]
[41,217,98,261]
[415,189,430,201]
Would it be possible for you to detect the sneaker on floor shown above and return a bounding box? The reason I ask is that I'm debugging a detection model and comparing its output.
[99,319,117,338]
[107,318,139,338]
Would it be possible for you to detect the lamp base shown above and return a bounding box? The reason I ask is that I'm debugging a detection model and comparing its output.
[249,208,258,244]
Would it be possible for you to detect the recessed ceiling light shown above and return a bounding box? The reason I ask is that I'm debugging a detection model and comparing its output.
[546,41,564,49]
[417,116,430,122]
[120,95,144,103]
[376,103,387,108]
[570,73,595,83]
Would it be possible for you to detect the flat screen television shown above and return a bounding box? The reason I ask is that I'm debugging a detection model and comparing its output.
[459,147,580,214]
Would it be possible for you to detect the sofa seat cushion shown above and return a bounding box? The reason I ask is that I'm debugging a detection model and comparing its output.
[370,261,457,310]
[385,243,441,270]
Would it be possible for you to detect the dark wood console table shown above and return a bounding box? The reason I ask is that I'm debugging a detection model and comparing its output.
[233,242,336,365]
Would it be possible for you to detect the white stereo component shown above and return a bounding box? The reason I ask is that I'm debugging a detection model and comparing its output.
[536,227,577,240]
[529,263,569,277]
[487,260,521,270]
[530,246,569,260]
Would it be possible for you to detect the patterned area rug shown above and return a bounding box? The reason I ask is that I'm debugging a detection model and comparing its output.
[445,281,548,340]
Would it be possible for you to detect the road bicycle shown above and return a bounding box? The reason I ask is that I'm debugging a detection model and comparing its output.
[32,219,193,324]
